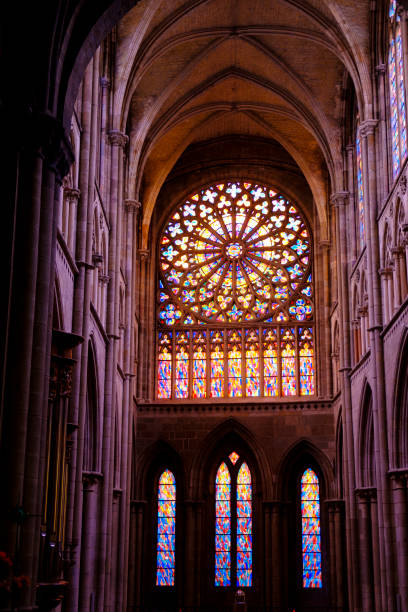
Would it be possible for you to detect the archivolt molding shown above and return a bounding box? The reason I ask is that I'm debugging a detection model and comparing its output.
[188,418,273,500]
[138,110,329,248]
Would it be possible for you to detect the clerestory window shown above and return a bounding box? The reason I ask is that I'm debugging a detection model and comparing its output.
[388,0,408,179]
[157,181,315,399]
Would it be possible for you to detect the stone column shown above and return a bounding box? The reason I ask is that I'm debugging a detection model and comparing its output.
[269,501,281,608]
[326,501,337,606]
[65,187,80,254]
[333,500,345,608]
[360,119,393,610]
[356,489,374,611]
[389,469,408,612]
[183,500,200,607]
[79,472,102,611]
[393,246,407,306]
[379,268,392,323]
[136,249,151,399]
[65,55,99,611]
[97,128,128,611]
[331,191,359,610]
[116,198,140,611]
[0,106,74,611]
[318,240,332,397]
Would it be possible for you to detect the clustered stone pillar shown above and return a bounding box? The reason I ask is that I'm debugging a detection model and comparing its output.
[332,190,358,610]
[360,119,393,610]
[389,469,408,612]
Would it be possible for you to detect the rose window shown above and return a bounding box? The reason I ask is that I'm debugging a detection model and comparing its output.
[157,182,315,400]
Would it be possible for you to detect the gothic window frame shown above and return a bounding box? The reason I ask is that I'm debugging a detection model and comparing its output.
[355,123,366,251]
[212,451,255,592]
[288,458,328,609]
[156,180,316,401]
[388,0,408,180]
[155,468,177,587]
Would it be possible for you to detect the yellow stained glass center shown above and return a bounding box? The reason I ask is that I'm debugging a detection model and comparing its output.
[226,243,242,258]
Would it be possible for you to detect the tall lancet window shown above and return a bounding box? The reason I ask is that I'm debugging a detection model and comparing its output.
[215,452,252,587]
[389,0,408,178]
[356,129,365,249]
[156,470,176,586]
[157,181,315,399]
[301,468,322,588]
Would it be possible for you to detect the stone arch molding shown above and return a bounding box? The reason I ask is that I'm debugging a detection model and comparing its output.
[189,419,273,500]
[358,379,376,488]
[276,438,334,500]
[135,438,185,501]
[392,327,408,469]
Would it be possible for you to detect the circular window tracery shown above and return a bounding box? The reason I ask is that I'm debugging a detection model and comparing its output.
[159,182,312,325]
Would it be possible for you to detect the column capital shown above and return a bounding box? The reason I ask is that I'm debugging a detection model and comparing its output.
[138,249,150,261]
[107,130,128,148]
[82,471,103,489]
[64,187,80,202]
[125,199,142,213]
[318,240,331,250]
[330,191,349,207]
[378,266,393,277]
[100,76,111,89]
[387,467,408,486]
[355,486,377,500]
[375,63,387,75]
[359,119,379,138]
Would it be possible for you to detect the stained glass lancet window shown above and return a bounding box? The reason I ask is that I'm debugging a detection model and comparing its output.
[215,462,231,586]
[156,470,176,586]
[215,454,253,588]
[157,182,315,399]
[301,468,322,589]
[356,130,365,250]
[389,0,408,179]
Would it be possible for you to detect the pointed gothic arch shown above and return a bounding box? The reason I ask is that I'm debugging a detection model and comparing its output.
[358,381,376,487]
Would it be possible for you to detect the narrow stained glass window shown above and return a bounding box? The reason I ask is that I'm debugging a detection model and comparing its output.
[237,462,252,587]
[281,328,296,396]
[175,331,189,399]
[192,330,206,398]
[228,330,242,397]
[301,468,322,589]
[215,462,231,586]
[210,330,224,397]
[157,182,315,399]
[389,2,408,178]
[263,328,279,396]
[356,131,365,249]
[156,470,176,586]
[299,327,315,395]
[158,332,172,399]
[245,329,260,397]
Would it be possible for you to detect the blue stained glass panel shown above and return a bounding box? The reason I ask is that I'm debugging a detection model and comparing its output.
[156,470,176,586]
[301,469,322,588]
[215,568,230,587]
[215,463,231,586]
[237,570,252,587]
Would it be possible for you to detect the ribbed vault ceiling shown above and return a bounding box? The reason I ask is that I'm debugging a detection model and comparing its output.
[113,0,372,242]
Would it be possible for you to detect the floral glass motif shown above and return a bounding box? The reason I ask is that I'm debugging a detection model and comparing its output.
[301,468,322,589]
[356,131,365,249]
[156,470,176,586]
[389,3,408,178]
[229,451,240,465]
[215,455,253,588]
[157,182,314,399]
